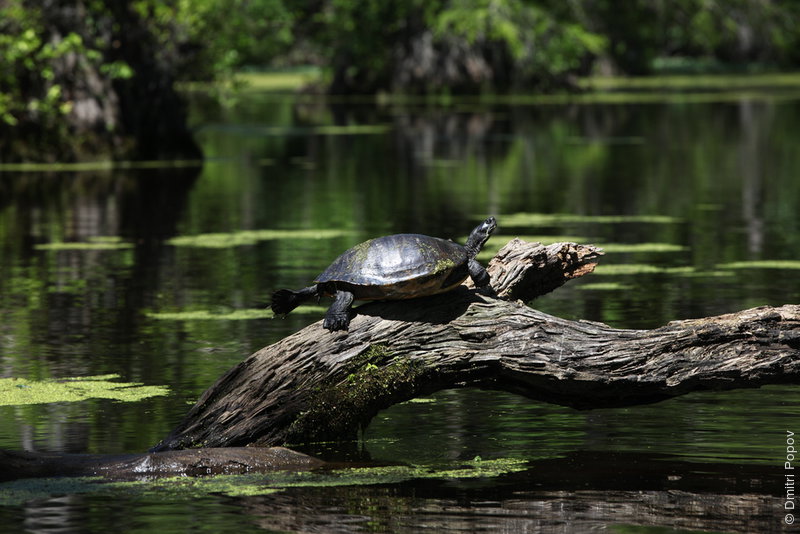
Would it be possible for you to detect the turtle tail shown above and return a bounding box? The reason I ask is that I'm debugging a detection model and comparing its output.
[270,286,317,316]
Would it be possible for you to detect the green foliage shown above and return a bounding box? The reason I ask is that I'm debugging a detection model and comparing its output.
[0,5,87,127]
[436,0,606,87]
[314,0,437,91]
[3,0,800,136]
[174,0,296,80]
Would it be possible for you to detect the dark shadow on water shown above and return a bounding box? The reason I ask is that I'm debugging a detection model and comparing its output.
[159,451,781,533]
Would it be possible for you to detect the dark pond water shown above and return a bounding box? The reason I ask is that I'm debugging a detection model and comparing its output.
[1,79,800,533]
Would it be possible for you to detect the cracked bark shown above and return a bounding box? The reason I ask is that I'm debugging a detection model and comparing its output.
[150,239,799,451]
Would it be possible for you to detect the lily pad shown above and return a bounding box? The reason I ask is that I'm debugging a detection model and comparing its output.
[167,228,350,248]
[0,374,169,406]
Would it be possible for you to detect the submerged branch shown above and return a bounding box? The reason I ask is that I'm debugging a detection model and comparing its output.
[0,447,322,482]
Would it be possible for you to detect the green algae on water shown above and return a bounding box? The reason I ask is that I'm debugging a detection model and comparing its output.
[147,305,328,321]
[0,374,169,406]
[498,213,681,227]
[124,457,528,493]
[576,282,634,291]
[35,236,133,251]
[593,264,695,275]
[598,242,687,253]
[594,264,739,277]
[719,260,800,270]
[148,309,274,321]
[167,228,350,248]
[0,457,528,506]
[0,159,204,172]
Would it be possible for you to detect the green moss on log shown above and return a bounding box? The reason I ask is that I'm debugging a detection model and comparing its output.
[285,344,425,444]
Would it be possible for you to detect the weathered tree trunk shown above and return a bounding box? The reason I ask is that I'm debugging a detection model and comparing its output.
[152,239,800,451]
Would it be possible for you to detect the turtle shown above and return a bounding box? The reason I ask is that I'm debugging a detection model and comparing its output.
[270,216,497,331]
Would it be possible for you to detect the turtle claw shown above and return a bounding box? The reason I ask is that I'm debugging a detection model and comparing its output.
[323,313,350,331]
[323,290,354,332]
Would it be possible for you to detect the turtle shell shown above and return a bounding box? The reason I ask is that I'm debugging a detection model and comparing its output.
[315,234,469,300]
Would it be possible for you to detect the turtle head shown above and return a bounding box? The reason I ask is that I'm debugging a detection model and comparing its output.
[465,216,497,258]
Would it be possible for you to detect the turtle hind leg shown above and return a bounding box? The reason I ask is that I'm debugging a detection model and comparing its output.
[271,285,317,316]
[323,290,354,331]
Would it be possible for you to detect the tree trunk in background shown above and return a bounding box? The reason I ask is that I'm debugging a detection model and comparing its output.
[1,1,199,161]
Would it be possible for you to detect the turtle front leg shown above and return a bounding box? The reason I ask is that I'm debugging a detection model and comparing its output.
[468,258,490,287]
[323,290,355,331]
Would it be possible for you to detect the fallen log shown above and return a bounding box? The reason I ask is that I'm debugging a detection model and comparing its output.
[152,239,800,451]
[0,447,323,482]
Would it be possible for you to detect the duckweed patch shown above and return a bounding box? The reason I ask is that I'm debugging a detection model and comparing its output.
[167,228,350,248]
[35,236,133,251]
[576,282,634,291]
[148,305,330,321]
[0,160,204,172]
[234,70,321,92]
[498,213,681,227]
[593,264,695,275]
[314,124,390,136]
[0,457,528,506]
[598,242,687,253]
[203,124,390,137]
[718,260,800,270]
[0,375,170,406]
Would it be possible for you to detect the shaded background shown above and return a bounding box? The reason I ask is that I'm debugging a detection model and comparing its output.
[1,1,799,532]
